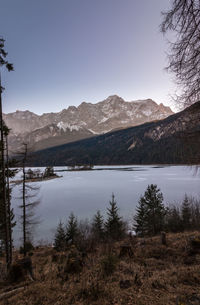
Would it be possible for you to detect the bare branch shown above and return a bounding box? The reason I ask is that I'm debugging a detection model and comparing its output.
[161,0,200,108]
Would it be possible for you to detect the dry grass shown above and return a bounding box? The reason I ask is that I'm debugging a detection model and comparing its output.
[1,231,200,305]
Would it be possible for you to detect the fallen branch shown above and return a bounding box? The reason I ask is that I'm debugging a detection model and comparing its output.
[0,281,33,301]
[0,286,25,300]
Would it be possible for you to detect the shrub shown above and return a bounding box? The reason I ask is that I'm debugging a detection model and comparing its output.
[78,281,104,301]
[64,246,83,274]
[19,241,34,254]
[100,254,118,276]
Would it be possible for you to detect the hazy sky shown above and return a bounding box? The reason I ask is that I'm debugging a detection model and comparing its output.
[0,0,175,114]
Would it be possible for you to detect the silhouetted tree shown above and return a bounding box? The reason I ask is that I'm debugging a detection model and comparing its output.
[54,221,66,251]
[165,205,182,233]
[0,37,13,268]
[133,197,148,237]
[181,194,192,230]
[161,0,200,107]
[191,198,200,230]
[134,185,166,236]
[105,194,124,240]
[18,143,40,256]
[91,210,104,241]
[0,124,16,267]
[43,166,55,178]
[66,213,78,245]
[5,128,17,262]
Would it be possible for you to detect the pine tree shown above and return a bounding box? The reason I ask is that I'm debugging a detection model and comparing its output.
[18,143,40,256]
[54,221,66,251]
[43,166,54,178]
[134,184,166,236]
[165,205,182,233]
[91,210,104,241]
[0,37,13,268]
[181,194,192,231]
[105,194,124,240]
[133,197,148,237]
[0,124,16,265]
[66,213,78,245]
[192,200,200,230]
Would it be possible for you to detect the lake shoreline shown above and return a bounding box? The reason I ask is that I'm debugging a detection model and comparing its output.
[10,175,62,184]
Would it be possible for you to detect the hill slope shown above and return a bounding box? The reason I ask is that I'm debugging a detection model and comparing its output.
[1,232,200,305]
[28,101,200,166]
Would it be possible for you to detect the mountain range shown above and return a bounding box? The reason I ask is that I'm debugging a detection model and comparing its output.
[3,95,173,153]
[27,101,200,166]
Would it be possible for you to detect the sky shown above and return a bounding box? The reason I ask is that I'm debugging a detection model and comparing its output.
[0,0,176,114]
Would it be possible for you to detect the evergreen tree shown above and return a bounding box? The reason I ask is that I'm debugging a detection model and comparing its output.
[181,194,192,230]
[91,210,104,241]
[191,200,200,230]
[0,124,16,264]
[133,198,148,237]
[18,143,40,256]
[66,213,78,245]
[54,221,66,251]
[43,166,55,178]
[165,205,182,233]
[134,184,166,236]
[0,37,13,268]
[105,194,124,240]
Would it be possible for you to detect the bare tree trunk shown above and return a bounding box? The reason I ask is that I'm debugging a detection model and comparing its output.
[161,231,167,246]
[5,135,12,264]
[22,144,27,257]
[0,72,10,268]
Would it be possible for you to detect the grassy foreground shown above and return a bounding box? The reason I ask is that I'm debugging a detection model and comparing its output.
[1,231,200,305]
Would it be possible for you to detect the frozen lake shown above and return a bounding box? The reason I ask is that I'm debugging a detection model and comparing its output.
[11,165,200,245]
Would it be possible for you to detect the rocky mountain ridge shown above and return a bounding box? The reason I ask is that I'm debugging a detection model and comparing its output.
[27,101,200,166]
[3,95,173,152]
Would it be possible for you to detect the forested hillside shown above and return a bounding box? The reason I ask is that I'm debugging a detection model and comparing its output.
[28,101,200,166]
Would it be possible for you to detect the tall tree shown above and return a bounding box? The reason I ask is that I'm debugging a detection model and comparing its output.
[165,205,182,233]
[65,213,78,245]
[5,127,16,263]
[18,143,40,256]
[134,185,166,236]
[161,0,200,108]
[0,37,13,268]
[91,210,104,241]
[54,221,66,251]
[105,194,124,240]
[181,194,192,230]
[133,197,148,237]
[0,125,16,262]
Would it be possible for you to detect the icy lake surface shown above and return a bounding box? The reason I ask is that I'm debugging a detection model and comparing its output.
[11,165,200,245]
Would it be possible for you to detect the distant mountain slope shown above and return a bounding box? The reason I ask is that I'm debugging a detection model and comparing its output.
[3,95,173,153]
[28,101,200,166]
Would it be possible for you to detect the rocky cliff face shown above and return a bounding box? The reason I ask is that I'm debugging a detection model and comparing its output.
[3,95,173,152]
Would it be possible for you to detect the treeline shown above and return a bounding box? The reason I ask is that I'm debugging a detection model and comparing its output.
[0,142,43,265]
[165,195,200,233]
[134,184,200,236]
[54,184,200,252]
[54,194,127,252]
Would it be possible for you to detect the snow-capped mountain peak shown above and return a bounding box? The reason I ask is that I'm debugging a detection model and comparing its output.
[3,95,173,152]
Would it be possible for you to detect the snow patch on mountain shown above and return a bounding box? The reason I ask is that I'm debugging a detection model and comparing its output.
[57,121,81,132]
[88,129,98,134]
[4,95,174,153]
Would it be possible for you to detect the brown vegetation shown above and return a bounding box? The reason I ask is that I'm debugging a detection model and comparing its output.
[1,231,200,304]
